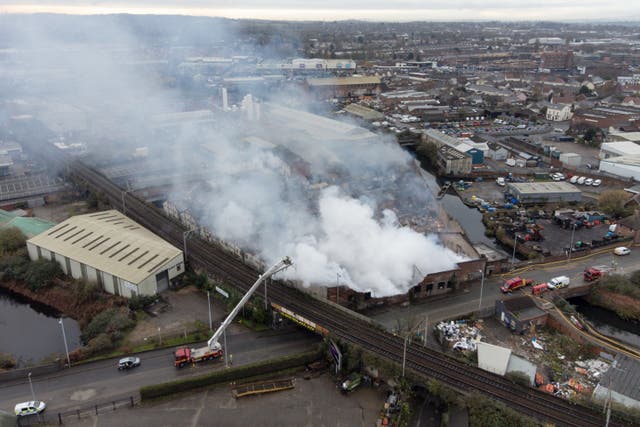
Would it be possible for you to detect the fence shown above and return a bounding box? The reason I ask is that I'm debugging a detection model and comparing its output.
[16,396,139,426]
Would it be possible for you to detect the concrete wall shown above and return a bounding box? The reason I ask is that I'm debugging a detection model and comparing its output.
[136,275,157,297]
[26,241,38,261]
[69,259,82,280]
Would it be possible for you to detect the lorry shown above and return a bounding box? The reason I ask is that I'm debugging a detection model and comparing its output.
[501,277,534,293]
[583,266,613,282]
[174,256,293,368]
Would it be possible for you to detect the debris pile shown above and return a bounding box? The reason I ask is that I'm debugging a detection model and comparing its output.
[435,320,482,352]
[534,359,610,399]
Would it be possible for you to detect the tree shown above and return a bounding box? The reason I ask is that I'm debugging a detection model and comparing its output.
[0,227,26,254]
[415,141,438,170]
[598,190,633,218]
[24,259,63,291]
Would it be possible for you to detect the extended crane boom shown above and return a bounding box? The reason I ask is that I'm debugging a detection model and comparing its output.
[207,256,293,351]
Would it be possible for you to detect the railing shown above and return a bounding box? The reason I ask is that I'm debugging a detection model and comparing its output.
[16,396,139,426]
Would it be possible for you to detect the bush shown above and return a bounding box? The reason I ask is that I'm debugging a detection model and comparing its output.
[87,333,114,355]
[128,294,157,311]
[0,352,16,369]
[0,253,29,281]
[0,227,27,254]
[72,280,99,305]
[24,258,63,291]
[82,307,134,342]
[465,392,539,427]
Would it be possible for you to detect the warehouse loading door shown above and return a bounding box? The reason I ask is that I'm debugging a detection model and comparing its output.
[156,270,169,293]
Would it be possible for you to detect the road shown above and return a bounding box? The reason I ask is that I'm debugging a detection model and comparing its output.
[370,246,640,331]
[0,327,319,416]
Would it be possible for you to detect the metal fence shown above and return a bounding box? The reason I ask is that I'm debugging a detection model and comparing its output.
[16,396,139,426]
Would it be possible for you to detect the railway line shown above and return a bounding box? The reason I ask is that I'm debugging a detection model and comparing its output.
[68,157,619,426]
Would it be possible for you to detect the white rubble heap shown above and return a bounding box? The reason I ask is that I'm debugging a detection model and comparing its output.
[436,320,482,352]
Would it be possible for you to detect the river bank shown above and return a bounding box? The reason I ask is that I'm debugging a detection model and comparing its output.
[587,288,640,321]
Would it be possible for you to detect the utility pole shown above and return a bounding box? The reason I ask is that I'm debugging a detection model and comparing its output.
[207,290,213,332]
[183,229,196,261]
[402,334,408,378]
[28,372,36,402]
[423,315,429,347]
[478,268,486,310]
[568,223,577,261]
[511,236,517,268]
[58,318,71,368]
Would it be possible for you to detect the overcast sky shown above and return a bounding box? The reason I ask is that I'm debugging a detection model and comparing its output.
[1,1,639,21]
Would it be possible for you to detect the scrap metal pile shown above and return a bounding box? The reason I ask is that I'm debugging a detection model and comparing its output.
[435,320,482,352]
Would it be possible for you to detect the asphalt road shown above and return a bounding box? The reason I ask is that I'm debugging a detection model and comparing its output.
[0,327,319,416]
[371,246,640,331]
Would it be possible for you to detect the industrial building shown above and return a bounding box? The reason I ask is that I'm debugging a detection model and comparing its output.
[26,210,184,297]
[599,141,640,159]
[495,296,548,334]
[599,155,640,180]
[507,182,582,204]
[438,146,472,175]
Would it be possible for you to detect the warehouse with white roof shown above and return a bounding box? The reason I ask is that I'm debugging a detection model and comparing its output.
[26,210,184,297]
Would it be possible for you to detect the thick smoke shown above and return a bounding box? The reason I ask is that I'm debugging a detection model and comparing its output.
[0,14,466,297]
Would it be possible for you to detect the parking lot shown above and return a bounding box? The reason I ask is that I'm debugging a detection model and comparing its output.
[523,218,617,257]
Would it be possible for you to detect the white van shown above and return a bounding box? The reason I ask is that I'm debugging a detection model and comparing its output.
[569,176,578,184]
[496,177,506,186]
[548,276,570,289]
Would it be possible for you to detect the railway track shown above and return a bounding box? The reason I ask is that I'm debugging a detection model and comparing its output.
[67,158,620,426]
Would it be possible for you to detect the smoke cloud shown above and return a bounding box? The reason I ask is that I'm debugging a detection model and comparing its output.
[0,14,466,297]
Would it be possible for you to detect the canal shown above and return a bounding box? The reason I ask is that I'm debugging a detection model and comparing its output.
[570,297,640,348]
[0,289,82,366]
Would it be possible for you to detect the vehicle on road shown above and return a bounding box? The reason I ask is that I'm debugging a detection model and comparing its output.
[532,283,550,295]
[15,401,46,417]
[175,257,293,368]
[614,246,631,256]
[342,372,363,393]
[583,266,613,282]
[501,277,534,293]
[118,356,141,370]
[592,179,602,187]
[548,276,570,289]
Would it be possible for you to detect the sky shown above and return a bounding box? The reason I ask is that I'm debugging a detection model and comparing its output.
[1,1,639,21]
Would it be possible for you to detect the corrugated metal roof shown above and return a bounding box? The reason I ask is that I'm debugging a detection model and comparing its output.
[307,76,381,87]
[601,355,640,402]
[27,210,182,284]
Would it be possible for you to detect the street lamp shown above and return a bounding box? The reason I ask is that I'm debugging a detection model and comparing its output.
[121,189,131,215]
[183,229,196,261]
[207,289,213,332]
[478,268,486,310]
[511,236,517,268]
[28,372,36,402]
[568,223,577,261]
[59,318,71,368]
[336,272,342,304]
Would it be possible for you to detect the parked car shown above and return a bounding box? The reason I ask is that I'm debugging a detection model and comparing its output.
[592,179,602,187]
[585,178,594,186]
[118,356,141,370]
[570,175,579,184]
[614,246,631,256]
[496,177,506,186]
[15,401,46,417]
[577,176,586,185]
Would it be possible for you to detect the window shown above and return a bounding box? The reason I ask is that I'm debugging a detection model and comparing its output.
[412,284,422,294]
[446,281,453,289]
[437,281,446,290]
[176,263,181,272]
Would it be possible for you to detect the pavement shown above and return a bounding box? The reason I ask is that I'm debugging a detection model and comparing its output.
[369,246,640,332]
[56,373,385,427]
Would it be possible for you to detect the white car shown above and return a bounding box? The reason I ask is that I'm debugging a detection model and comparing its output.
[593,179,602,187]
[548,276,570,289]
[569,176,579,184]
[15,401,46,417]
[577,177,586,185]
[614,247,631,256]
[585,178,594,186]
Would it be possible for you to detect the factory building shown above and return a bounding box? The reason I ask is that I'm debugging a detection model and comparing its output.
[599,156,640,180]
[599,141,640,160]
[26,210,184,298]
[507,182,582,204]
[438,146,472,175]
[306,76,381,100]
[592,355,640,410]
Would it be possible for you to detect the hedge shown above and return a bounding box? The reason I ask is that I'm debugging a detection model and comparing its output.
[140,349,322,400]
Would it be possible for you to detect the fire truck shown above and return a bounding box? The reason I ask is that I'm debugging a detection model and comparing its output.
[174,257,293,368]
[583,265,613,282]
[500,277,534,293]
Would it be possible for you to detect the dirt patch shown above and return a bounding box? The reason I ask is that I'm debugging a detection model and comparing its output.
[0,278,127,327]
[588,289,640,319]
[31,201,91,223]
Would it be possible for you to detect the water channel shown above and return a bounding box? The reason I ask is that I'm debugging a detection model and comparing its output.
[0,289,82,366]
[570,297,640,348]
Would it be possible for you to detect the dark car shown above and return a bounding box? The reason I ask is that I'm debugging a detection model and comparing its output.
[118,356,141,370]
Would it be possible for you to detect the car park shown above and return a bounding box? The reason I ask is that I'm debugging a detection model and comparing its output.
[118,356,141,370]
[593,179,602,187]
[15,401,46,417]
[614,247,631,256]
[585,178,594,186]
